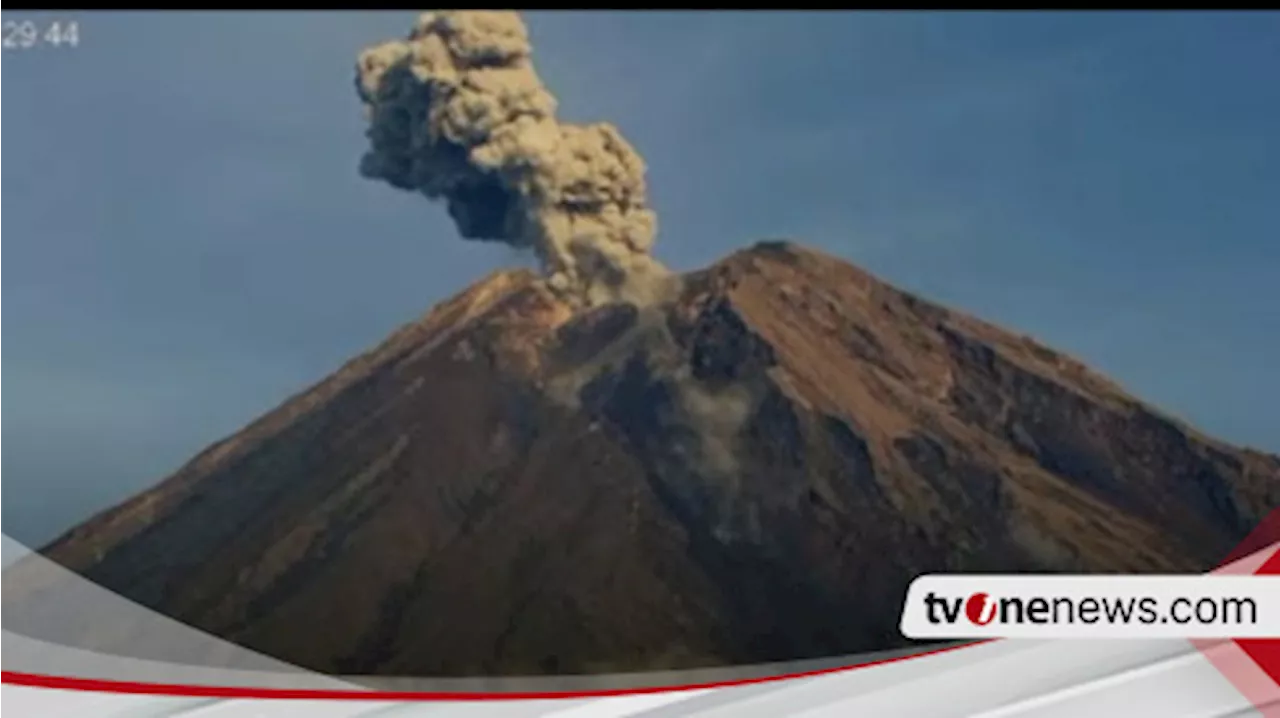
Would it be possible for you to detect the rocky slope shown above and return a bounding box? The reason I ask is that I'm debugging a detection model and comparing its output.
[30,241,1280,676]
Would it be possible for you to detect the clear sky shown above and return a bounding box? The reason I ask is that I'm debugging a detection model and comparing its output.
[3,11,1277,545]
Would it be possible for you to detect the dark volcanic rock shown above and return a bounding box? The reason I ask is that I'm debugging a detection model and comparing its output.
[17,241,1278,676]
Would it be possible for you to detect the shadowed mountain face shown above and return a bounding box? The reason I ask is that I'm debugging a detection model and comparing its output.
[34,242,1280,676]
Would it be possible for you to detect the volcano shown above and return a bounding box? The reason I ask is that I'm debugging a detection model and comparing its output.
[32,242,1280,676]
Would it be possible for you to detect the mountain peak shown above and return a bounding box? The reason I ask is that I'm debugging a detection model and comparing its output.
[27,241,1279,676]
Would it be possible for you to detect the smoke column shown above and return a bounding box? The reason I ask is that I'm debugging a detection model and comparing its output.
[357,13,756,532]
[355,11,670,305]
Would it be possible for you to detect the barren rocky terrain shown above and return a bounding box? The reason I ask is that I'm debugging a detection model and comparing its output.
[34,241,1280,676]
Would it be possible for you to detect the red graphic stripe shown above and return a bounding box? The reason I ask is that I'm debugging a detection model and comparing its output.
[1220,508,1280,568]
[1195,514,1280,716]
[1235,544,1280,688]
[0,641,984,700]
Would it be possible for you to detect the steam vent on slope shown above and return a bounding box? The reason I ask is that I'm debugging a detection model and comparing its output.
[10,11,1279,678]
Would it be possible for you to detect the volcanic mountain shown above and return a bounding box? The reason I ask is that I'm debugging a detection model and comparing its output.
[30,242,1280,676]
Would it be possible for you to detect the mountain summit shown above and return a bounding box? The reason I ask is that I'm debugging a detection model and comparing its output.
[36,242,1279,675]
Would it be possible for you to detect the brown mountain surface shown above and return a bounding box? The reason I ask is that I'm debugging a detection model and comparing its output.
[30,241,1280,676]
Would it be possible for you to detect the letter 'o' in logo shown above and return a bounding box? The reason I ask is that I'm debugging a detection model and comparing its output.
[965,592,997,626]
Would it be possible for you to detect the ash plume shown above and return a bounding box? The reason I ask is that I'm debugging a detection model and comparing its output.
[355,11,670,305]
[355,12,752,517]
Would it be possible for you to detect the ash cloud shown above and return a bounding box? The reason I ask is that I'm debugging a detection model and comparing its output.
[355,11,670,305]
[356,12,757,527]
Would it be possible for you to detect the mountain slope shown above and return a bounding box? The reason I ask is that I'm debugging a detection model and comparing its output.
[33,241,1280,675]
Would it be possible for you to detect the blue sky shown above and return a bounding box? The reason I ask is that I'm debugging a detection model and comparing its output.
[3,11,1277,545]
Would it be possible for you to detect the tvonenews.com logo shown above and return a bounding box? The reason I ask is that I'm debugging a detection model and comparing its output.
[900,576,1280,640]
[923,591,1257,627]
